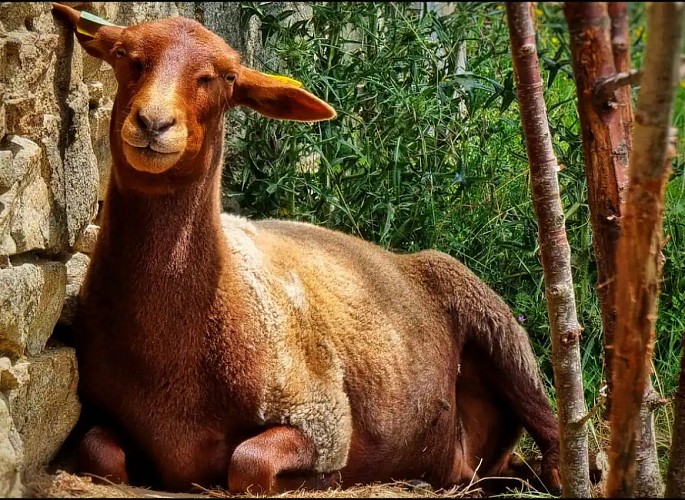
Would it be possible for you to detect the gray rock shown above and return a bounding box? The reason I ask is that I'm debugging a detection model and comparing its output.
[40,113,70,254]
[0,103,5,143]
[0,150,12,193]
[73,225,99,255]
[63,83,99,248]
[0,258,66,358]
[0,135,41,196]
[59,252,90,327]
[0,395,22,497]
[7,348,80,473]
[0,169,60,256]
[88,105,112,201]
[0,357,18,392]
[0,82,6,139]
[115,2,184,25]
[0,2,49,33]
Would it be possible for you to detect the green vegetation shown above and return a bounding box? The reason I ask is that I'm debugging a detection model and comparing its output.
[223,0,685,455]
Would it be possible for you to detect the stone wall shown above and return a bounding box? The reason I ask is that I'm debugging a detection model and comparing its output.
[0,2,281,495]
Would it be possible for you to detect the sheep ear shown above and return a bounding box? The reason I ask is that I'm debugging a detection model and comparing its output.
[52,3,124,62]
[231,67,337,122]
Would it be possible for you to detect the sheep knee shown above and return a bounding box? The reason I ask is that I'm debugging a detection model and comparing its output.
[228,426,319,494]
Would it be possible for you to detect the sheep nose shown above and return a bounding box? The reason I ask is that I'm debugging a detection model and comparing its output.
[137,109,176,134]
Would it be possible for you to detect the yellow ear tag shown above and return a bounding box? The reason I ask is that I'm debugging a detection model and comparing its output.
[263,73,303,88]
[76,11,122,38]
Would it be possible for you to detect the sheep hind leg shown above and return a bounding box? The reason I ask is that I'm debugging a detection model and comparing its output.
[228,425,339,495]
[77,425,130,485]
[453,351,527,495]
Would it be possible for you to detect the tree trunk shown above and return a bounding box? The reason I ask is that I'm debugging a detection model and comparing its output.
[608,4,665,496]
[505,3,591,497]
[667,333,685,497]
[637,383,667,496]
[563,1,629,413]
[606,3,685,497]
[608,2,633,152]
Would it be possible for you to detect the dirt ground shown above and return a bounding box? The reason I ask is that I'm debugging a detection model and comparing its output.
[23,432,559,498]
[26,468,614,498]
[24,431,612,498]
[24,470,489,499]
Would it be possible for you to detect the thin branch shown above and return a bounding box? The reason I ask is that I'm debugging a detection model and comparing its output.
[573,395,606,429]
[593,62,685,104]
[594,69,642,103]
[593,60,685,104]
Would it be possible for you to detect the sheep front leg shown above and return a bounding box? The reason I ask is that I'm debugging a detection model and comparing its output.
[228,425,340,494]
[77,425,129,484]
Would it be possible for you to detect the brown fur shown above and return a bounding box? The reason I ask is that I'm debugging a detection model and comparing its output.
[52,3,561,495]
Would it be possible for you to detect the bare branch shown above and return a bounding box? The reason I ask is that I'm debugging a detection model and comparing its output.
[593,60,685,104]
[573,395,606,430]
[594,69,642,104]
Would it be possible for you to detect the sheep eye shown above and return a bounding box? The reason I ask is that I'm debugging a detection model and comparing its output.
[223,73,236,83]
[199,75,215,85]
[115,48,126,58]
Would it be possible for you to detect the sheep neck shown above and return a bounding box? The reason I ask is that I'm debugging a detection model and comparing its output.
[97,124,227,280]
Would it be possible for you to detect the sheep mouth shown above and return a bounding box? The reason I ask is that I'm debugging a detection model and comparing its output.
[123,140,183,156]
[122,142,183,173]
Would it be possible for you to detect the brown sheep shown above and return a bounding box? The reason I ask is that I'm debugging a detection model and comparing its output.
[52,3,561,495]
